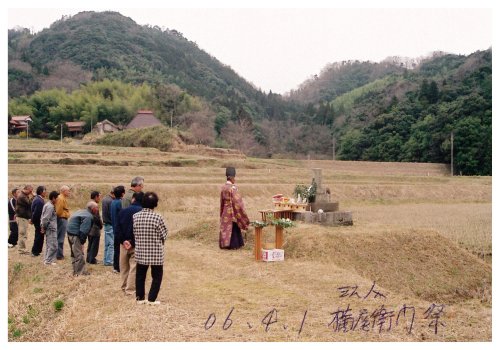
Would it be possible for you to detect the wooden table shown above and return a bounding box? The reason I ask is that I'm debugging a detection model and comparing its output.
[253,225,284,261]
[258,209,294,221]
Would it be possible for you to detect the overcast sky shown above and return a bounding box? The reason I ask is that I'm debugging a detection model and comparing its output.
[6,2,493,94]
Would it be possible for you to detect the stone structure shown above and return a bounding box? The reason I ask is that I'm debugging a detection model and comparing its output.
[296,168,353,226]
[295,210,353,226]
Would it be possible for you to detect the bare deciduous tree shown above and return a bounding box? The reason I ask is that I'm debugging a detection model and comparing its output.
[40,60,92,91]
[188,115,216,146]
[221,120,262,156]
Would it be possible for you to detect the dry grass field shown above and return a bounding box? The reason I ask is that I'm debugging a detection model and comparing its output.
[6,139,492,342]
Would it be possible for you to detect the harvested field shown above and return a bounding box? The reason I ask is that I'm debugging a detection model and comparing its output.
[6,139,492,342]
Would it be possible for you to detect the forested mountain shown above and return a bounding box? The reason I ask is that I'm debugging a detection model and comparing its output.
[8,11,297,120]
[287,59,407,104]
[330,50,492,175]
[7,11,492,175]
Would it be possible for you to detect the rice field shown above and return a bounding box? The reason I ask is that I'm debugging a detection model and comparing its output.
[6,139,492,342]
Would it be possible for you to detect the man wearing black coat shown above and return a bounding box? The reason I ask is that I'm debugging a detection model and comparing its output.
[115,191,144,295]
[30,186,47,256]
[8,188,20,248]
[86,191,103,264]
[15,185,34,254]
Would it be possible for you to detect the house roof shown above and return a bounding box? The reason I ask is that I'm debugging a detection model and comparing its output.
[11,116,32,122]
[9,116,31,129]
[97,119,119,128]
[126,111,162,129]
[65,121,86,128]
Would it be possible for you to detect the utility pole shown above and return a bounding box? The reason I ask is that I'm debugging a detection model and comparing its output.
[90,117,93,145]
[61,124,63,144]
[26,121,29,140]
[332,135,336,161]
[450,131,454,176]
[170,100,175,128]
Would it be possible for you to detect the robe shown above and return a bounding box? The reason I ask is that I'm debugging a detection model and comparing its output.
[219,181,250,248]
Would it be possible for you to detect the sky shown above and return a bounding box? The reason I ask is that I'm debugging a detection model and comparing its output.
[5,2,493,94]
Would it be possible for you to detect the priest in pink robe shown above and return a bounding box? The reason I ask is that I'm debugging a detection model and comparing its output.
[219,167,250,249]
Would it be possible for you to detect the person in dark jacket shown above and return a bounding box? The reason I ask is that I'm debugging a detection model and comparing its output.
[15,185,34,254]
[66,201,99,276]
[86,191,103,264]
[30,186,47,257]
[110,185,126,273]
[8,188,20,248]
[116,191,144,295]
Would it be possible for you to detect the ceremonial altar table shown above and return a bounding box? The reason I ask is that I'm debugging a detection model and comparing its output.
[253,200,305,261]
[253,210,296,261]
[253,225,284,261]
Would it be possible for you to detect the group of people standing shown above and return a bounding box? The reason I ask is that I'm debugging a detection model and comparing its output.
[8,177,168,305]
[8,185,70,262]
[8,167,251,305]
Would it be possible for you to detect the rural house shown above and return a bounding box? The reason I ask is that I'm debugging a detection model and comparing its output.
[65,121,86,137]
[126,110,162,129]
[9,115,32,134]
[94,119,121,135]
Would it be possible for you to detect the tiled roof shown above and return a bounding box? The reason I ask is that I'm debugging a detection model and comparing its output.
[11,116,32,122]
[65,121,86,127]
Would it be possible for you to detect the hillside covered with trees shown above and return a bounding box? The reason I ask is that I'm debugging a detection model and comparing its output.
[8,11,491,175]
[325,50,492,176]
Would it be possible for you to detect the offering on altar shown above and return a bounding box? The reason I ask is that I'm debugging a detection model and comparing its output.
[273,200,307,212]
[271,192,307,212]
[272,194,283,202]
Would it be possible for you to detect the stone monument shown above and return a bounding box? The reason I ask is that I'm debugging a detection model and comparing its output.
[295,168,353,226]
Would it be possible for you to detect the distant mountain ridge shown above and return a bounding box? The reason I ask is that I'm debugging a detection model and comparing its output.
[287,60,407,104]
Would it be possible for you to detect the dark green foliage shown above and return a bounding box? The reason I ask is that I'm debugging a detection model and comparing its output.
[419,79,439,104]
[7,79,204,138]
[289,60,406,104]
[453,115,491,175]
[214,110,230,136]
[8,69,40,97]
[53,300,64,312]
[293,179,317,203]
[333,50,491,175]
[418,53,465,77]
